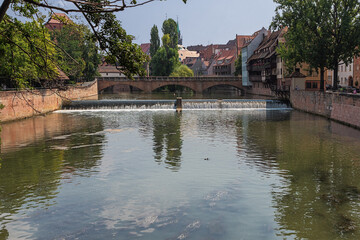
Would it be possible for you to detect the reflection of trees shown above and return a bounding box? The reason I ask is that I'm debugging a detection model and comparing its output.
[239,111,360,239]
[152,113,183,171]
[0,115,105,237]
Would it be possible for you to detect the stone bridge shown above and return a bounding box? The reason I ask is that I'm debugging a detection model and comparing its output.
[97,76,244,94]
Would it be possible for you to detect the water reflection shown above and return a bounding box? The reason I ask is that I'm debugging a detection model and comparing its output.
[1,109,360,239]
[152,113,183,171]
[241,111,360,239]
[0,114,106,238]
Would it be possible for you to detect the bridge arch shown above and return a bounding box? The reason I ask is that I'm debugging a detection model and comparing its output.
[201,83,244,94]
[97,77,244,94]
[149,82,198,93]
[98,81,146,93]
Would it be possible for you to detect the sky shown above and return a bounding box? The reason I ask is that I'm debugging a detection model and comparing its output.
[116,0,278,47]
[9,0,277,47]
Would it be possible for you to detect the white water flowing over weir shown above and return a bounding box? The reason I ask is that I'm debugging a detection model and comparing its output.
[58,99,292,112]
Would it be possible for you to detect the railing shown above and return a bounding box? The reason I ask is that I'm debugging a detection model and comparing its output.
[96,76,242,82]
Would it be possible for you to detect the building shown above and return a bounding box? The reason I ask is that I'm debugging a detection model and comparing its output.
[212,49,237,76]
[328,60,354,87]
[183,57,209,76]
[235,34,254,57]
[287,65,328,91]
[241,28,268,87]
[354,56,360,88]
[45,13,72,31]
[178,45,200,62]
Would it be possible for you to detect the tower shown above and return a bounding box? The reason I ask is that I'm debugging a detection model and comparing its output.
[177,18,183,45]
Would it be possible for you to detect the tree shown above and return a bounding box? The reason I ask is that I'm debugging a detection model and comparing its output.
[150,34,179,76]
[162,18,178,49]
[0,15,59,88]
[170,65,194,77]
[150,25,160,58]
[272,0,360,90]
[234,54,242,76]
[0,0,187,87]
[51,23,100,81]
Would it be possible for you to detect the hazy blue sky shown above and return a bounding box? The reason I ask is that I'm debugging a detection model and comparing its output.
[116,0,277,47]
[9,0,277,47]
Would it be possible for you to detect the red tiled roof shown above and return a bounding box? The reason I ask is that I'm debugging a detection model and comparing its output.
[247,29,286,62]
[236,35,254,49]
[98,64,120,73]
[213,49,236,66]
[47,13,71,24]
[140,43,151,55]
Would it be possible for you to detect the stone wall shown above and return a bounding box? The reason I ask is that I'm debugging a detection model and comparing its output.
[0,81,98,123]
[247,85,275,97]
[290,90,360,129]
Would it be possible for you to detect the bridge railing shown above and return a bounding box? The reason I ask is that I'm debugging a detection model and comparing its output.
[96,76,242,82]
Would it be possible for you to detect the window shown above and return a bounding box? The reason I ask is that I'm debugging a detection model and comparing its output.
[349,65,352,71]
[341,66,343,72]
[312,82,318,89]
[306,82,312,89]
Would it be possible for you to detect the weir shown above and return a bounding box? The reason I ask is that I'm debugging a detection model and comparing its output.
[61,99,291,111]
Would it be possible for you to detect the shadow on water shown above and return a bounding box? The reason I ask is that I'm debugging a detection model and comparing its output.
[0,114,106,238]
[237,110,360,239]
[152,113,183,172]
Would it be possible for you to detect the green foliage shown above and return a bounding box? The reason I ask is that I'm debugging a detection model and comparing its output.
[272,0,360,89]
[51,23,100,81]
[150,18,183,76]
[162,18,178,49]
[234,54,242,76]
[150,25,160,57]
[170,65,194,77]
[82,10,149,79]
[162,34,171,49]
[0,15,59,88]
[151,47,179,76]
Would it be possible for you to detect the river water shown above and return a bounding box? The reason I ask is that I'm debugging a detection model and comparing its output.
[1,96,360,239]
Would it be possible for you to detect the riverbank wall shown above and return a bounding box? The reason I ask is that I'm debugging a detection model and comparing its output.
[290,90,360,129]
[0,81,98,123]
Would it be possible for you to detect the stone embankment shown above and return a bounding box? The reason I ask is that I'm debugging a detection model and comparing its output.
[290,90,360,129]
[0,80,98,122]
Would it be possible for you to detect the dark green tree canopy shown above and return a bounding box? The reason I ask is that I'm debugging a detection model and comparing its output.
[0,15,59,88]
[51,23,100,81]
[0,0,187,87]
[150,25,160,58]
[272,0,360,89]
[162,18,178,49]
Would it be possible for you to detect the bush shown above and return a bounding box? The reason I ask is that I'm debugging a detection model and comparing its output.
[170,65,194,77]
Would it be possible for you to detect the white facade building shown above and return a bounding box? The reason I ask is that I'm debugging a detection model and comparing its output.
[328,60,354,87]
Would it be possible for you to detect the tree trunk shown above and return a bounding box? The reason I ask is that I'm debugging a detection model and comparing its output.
[320,67,325,92]
[0,0,11,22]
[333,61,339,90]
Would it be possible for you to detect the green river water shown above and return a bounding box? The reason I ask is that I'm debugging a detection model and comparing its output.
[1,96,360,239]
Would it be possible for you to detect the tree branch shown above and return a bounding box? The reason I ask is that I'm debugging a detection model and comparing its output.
[0,0,11,23]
